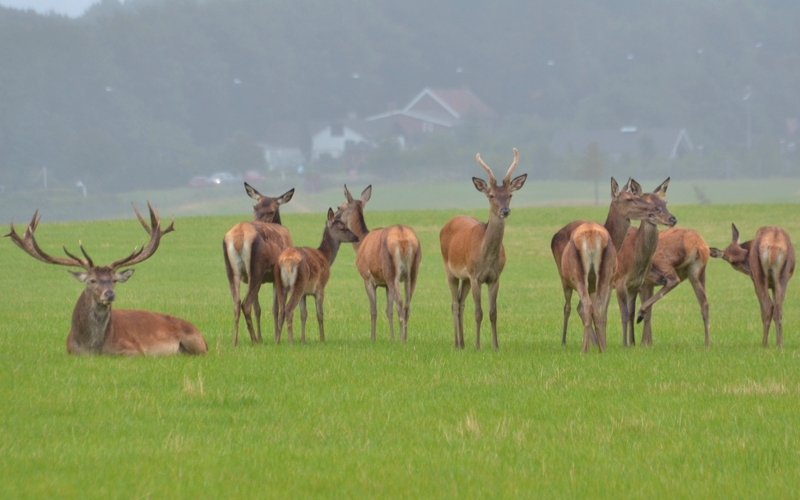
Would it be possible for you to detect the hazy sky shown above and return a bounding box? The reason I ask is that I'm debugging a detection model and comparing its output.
[0,0,99,17]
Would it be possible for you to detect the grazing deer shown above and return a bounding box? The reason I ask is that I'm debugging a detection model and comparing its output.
[4,203,208,355]
[336,185,421,341]
[710,224,795,347]
[558,222,617,352]
[551,178,661,346]
[613,178,677,347]
[223,184,294,345]
[440,148,527,349]
[635,228,711,346]
[275,208,359,343]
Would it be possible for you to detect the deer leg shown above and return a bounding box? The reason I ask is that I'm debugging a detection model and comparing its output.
[404,257,420,342]
[457,280,468,349]
[488,280,500,350]
[689,268,710,346]
[241,282,261,344]
[271,284,280,344]
[446,275,462,348]
[561,284,572,346]
[637,271,680,325]
[575,287,594,353]
[773,280,788,348]
[253,296,262,343]
[230,277,242,346]
[390,278,405,342]
[470,279,484,350]
[275,283,286,344]
[627,289,638,346]
[316,291,325,343]
[384,287,396,341]
[364,280,378,341]
[615,285,630,347]
[401,276,412,341]
[299,296,308,344]
[638,283,656,345]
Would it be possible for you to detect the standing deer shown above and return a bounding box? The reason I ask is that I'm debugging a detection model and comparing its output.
[223,184,294,345]
[635,228,711,346]
[4,203,207,355]
[440,148,527,349]
[275,208,359,344]
[710,224,795,347]
[613,178,677,347]
[551,178,663,346]
[336,185,421,341]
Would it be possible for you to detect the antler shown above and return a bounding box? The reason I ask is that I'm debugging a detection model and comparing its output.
[475,153,497,185]
[503,148,519,185]
[108,202,175,270]
[5,211,93,269]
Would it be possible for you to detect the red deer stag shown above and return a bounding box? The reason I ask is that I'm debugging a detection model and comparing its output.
[5,203,207,355]
[440,148,527,349]
[613,178,677,347]
[336,185,421,341]
[635,228,711,346]
[275,208,359,343]
[223,184,294,345]
[710,224,795,347]
[551,178,662,346]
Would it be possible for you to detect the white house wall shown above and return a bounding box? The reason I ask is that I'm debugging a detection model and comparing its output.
[311,126,369,161]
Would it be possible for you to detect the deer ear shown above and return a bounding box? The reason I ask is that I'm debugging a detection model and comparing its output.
[278,188,295,205]
[244,182,261,201]
[654,177,670,198]
[343,184,354,203]
[69,270,89,282]
[628,179,643,196]
[361,185,372,204]
[115,268,135,283]
[472,177,489,194]
[509,173,527,192]
[731,223,740,244]
[709,248,725,259]
[611,177,620,197]
[327,208,335,223]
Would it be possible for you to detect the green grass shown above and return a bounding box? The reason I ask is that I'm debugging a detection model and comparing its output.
[1,202,800,498]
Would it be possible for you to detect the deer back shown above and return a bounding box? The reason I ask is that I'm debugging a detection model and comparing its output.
[561,222,615,292]
[440,216,505,280]
[224,221,292,284]
[648,227,709,283]
[97,309,205,355]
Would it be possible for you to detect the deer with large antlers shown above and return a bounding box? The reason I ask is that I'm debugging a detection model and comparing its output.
[275,208,359,343]
[635,228,711,346]
[5,203,207,355]
[336,185,422,341]
[710,224,795,347]
[439,148,527,349]
[551,178,664,346]
[223,183,294,345]
[613,178,677,347]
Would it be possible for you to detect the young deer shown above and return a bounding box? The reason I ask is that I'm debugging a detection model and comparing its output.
[440,148,527,349]
[223,184,294,345]
[710,224,795,347]
[275,208,359,344]
[336,185,421,341]
[551,178,661,346]
[613,178,677,347]
[635,228,711,346]
[5,203,207,355]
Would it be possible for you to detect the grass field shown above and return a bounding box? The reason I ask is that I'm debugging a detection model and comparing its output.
[1,200,800,498]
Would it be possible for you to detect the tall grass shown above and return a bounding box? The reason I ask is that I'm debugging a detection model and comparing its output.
[1,202,799,498]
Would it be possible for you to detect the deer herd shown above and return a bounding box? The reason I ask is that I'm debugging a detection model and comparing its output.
[5,149,796,356]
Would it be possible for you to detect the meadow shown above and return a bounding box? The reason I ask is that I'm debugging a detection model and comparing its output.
[1,198,800,498]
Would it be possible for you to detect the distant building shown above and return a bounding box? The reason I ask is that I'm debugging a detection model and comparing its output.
[550,127,695,161]
[309,119,373,162]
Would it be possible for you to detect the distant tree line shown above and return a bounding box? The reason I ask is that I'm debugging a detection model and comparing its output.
[1,0,799,193]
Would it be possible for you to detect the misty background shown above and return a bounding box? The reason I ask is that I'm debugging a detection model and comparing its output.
[1,0,799,221]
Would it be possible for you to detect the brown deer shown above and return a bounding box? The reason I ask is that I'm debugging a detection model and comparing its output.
[4,203,207,355]
[551,178,662,346]
[439,148,527,349]
[710,224,795,347]
[275,208,359,344]
[223,184,294,345]
[613,178,677,347]
[558,222,617,352]
[635,228,711,346]
[336,185,422,341]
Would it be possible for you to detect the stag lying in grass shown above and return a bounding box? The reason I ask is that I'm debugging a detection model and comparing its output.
[223,183,294,345]
[440,148,527,349]
[275,208,359,344]
[5,203,207,355]
[710,224,795,347]
[336,185,421,341]
[613,178,677,347]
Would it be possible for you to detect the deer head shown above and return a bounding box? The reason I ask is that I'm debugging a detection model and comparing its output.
[710,224,751,275]
[473,148,527,218]
[6,202,174,307]
[642,178,678,227]
[244,183,294,224]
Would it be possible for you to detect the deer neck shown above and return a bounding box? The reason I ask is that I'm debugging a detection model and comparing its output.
[318,228,342,266]
[630,220,660,279]
[70,289,112,352]
[349,206,370,253]
[482,212,506,260]
[604,209,632,251]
